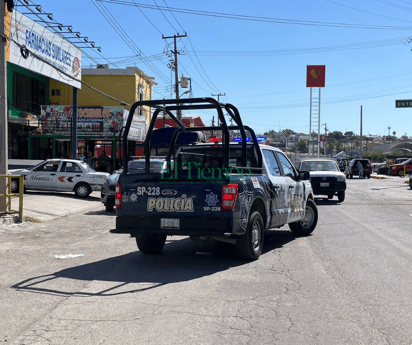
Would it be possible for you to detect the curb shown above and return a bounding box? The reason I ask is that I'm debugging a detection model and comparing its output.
[0,214,20,225]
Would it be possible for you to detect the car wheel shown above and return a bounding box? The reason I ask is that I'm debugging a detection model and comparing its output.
[350,174,353,179]
[10,179,19,193]
[398,170,404,177]
[366,174,370,179]
[236,211,264,260]
[105,204,114,212]
[289,199,318,236]
[338,191,345,202]
[74,182,91,198]
[136,234,167,254]
[327,194,333,199]
[410,180,412,189]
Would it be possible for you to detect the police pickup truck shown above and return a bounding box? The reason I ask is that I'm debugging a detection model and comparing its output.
[111,98,318,260]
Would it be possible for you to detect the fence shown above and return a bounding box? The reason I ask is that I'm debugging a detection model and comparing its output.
[0,175,24,221]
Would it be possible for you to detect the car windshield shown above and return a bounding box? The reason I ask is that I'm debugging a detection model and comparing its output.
[300,161,339,172]
[80,161,96,173]
[402,158,412,164]
[128,160,165,172]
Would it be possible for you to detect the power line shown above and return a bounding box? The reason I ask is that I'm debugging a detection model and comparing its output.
[376,0,412,11]
[92,0,170,84]
[126,0,222,94]
[189,37,408,56]
[152,0,178,33]
[99,0,412,30]
[327,0,412,24]
[10,37,130,106]
[162,0,185,32]
[132,0,163,35]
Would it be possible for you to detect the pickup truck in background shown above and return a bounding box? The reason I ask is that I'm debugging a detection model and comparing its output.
[388,158,412,176]
[111,98,318,260]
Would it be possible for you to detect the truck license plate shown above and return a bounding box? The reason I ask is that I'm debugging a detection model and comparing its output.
[161,218,180,229]
[320,182,329,187]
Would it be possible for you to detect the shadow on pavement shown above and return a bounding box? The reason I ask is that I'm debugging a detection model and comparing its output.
[12,230,296,297]
[314,198,341,206]
[85,209,116,216]
[24,190,101,202]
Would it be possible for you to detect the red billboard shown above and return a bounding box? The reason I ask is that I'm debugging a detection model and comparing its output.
[306,65,325,87]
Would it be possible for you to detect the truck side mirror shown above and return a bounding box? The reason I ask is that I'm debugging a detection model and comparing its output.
[299,170,310,181]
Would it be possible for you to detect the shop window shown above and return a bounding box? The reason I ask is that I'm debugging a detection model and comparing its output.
[12,72,45,114]
[51,89,61,96]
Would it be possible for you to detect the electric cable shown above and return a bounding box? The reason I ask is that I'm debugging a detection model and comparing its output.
[99,0,412,30]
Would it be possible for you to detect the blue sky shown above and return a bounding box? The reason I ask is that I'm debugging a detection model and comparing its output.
[32,0,412,137]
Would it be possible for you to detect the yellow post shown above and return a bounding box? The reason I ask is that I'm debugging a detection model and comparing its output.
[7,176,11,212]
[0,175,24,222]
[19,176,23,221]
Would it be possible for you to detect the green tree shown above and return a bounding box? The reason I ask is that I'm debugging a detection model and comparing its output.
[334,140,344,152]
[333,131,345,140]
[296,139,308,153]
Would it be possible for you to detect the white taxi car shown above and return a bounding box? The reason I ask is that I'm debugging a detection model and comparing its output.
[9,159,110,198]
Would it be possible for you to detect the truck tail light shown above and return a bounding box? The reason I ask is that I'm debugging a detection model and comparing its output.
[222,184,238,210]
[115,184,122,209]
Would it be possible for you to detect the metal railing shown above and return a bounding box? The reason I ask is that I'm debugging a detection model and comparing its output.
[0,175,24,222]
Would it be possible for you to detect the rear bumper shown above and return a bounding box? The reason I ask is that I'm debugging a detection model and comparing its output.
[111,216,234,237]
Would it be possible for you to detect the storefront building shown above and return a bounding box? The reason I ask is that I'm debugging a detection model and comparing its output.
[6,9,82,160]
[6,10,156,163]
[48,65,156,161]
[28,105,147,171]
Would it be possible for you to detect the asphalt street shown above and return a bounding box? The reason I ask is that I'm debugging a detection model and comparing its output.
[1,175,412,344]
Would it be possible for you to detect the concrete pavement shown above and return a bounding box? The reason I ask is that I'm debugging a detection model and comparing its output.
[8,191,104,223]
[1,173,409,225]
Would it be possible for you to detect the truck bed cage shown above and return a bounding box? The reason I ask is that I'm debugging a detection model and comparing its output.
[122,98,263,173]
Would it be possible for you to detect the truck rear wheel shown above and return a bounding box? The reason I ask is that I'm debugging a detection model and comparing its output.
[136,234,167,254]
[236,211,264,260]
[289,199,318,236]
[338,191,345,202]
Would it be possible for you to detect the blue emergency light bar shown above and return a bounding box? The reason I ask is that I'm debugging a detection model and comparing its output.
[232,136,267,142]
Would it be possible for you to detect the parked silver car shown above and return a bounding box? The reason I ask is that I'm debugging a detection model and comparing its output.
[101,158,167,211]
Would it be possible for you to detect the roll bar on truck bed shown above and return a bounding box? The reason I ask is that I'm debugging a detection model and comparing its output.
[122,97,263,173]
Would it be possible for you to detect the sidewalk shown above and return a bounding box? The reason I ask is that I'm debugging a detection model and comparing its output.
[5,191,104,224]
[370,173,409,181]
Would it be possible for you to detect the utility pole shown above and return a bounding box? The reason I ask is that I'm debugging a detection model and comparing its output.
[360,105,363,158]
[211,116,215,138]
[162,33,187,121]
[322,123,327,156]
[211,93,225,102]
[212,93,225,126]
[0,2,8,212]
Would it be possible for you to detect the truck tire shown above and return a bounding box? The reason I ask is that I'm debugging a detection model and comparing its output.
[327,194,333,199]
[236,211,264,260]
[74,182,91,198]
[289,199,318,236]
[338,191,345,202]
[136,234,167,254]
[105,204,114,212]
